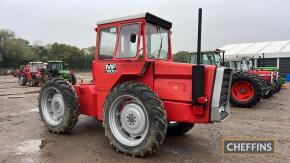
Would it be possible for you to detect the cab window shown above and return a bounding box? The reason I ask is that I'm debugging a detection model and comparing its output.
[116,24,140,58]
[146,24,169,60]
[99,27,117,59]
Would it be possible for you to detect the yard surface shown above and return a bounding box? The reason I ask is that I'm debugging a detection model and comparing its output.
[0,75,289,163]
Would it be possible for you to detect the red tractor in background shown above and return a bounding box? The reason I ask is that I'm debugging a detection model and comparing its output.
[179,50,277,108]
[38,10,232,157]
[16,62,44,86]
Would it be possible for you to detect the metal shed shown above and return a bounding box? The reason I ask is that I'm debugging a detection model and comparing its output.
[220,40,290,78]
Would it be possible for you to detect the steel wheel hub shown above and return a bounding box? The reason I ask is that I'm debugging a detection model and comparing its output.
[120,103,146,135]
[109,95,149,147]
[41,87,64,126]
[51,94,64,119]
[239,88,246,94]
[19,77,24,83]
[231,81,255,101]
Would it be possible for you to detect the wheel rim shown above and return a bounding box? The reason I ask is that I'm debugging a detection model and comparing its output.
[109,95,149,147]
[231,81,255,102]
[41,87,65,126]
[19,76,24,84]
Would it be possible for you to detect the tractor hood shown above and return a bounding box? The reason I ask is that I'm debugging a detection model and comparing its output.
[153,60,231,123]
[58,70,71,74]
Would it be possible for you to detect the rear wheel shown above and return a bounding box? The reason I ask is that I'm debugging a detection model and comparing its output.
[230,73,261,107]
[31,79,37,87]
[277,82,282,92]
[167,122,194,136]
[103,81,167,157]
[263,83,275,99]
[39,78,80,134]
[71,74,77,85]
[274,80,281,92]
[18,73,27,86]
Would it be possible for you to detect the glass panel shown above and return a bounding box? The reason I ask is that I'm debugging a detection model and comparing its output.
[99,27,117,59]
[146,24,169,60]
[116,24,139,58]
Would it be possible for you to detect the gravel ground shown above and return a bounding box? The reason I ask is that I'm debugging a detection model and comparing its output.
[0,75,289,163]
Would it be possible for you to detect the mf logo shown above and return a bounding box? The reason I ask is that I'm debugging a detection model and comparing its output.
[218,106,225,113]
[105,64,116,73]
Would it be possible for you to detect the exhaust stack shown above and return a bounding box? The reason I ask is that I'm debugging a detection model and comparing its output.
[197,8,202,65]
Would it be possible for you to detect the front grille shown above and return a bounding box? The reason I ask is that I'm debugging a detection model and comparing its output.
[219,69,231,106]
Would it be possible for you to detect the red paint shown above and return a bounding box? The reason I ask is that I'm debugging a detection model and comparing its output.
[74,15,218,123]
[248,70,273,83]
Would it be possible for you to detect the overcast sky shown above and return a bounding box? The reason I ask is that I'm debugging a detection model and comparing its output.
[0,0,289,52]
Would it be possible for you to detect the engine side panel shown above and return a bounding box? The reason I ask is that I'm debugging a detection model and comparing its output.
[154,61,216,123]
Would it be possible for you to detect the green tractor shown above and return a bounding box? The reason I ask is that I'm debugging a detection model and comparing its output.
[44,61,77,85]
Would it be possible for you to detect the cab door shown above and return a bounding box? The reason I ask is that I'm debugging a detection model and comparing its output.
[93,22,145,91]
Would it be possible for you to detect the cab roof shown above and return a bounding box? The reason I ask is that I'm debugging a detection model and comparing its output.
[97,12,172,30]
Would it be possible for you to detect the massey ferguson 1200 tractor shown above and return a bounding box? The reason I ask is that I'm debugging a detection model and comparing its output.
[38,10,232,157]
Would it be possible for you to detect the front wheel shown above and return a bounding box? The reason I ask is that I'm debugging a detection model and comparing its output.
[39,78,80,134]
[18,73,27,86]
[103,81,167,157]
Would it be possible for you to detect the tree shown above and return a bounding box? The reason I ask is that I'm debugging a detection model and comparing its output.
[173,51,190,63]
[0,28,95,71]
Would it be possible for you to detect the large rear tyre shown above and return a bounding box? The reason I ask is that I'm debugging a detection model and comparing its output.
[274,80,281,92]
[277,82,282,92]
[38,78,80,134]
[263,82,275,99]
[103,81,167,157]
[167,122,194,136]
[230,73,261,108]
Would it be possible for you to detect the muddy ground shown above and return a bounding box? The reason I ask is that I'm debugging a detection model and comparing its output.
[0,74,289,163]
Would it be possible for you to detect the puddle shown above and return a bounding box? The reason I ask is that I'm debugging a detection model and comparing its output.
[161,146,193,157]
[28,108,39,113]
[0,90,39,97]
[0,87,9,89]
[7,108,39,117]
[0,117,11,122]
[14,139,53,155]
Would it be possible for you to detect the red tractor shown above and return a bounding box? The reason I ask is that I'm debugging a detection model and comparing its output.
[38,10,232,157]
[17,62,44,86]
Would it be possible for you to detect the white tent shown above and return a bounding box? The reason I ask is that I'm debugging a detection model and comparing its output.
[220,40,290,60]
[220,40,290,78]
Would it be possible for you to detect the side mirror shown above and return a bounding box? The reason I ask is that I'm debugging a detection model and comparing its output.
[130,33,136,43]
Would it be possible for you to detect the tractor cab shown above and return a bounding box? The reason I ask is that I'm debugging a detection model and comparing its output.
[46,61,64,75]
[95,13,171,61]
[44,60,76,85]
[28,61,45,72]
[189,49,223,66]
[47,61,63,70]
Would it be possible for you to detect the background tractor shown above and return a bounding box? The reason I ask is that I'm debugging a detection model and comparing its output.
[17,62,44,86]
[38,10,232,157]
[174,49,275,107]
[44,60,76,85]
